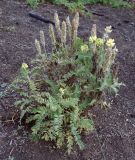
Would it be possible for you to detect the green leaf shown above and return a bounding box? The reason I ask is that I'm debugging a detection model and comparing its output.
[79,118,94,131]
[60,98,79,108]
[71,125,85,150]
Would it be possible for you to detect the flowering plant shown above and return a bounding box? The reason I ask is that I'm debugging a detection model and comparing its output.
[12,12,122,153]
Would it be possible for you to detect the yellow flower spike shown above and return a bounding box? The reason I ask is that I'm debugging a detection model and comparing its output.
[21,63,28,69]
[105,26,112,33]
[106,39,115,48]
[96,38,104,46]
[81,44,89,52]
[89,36,97,43]
[59,88,65,95]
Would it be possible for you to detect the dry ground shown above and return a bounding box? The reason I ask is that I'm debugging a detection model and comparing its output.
[0,0,135,160]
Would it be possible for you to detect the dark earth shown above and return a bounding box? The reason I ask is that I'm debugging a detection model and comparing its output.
[0,0,135,160]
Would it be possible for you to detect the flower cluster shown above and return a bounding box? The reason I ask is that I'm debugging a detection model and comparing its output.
[106,38,115,48]
[80,25,116,57]
[105,26,112,33]
[21,63,28,69]
[81,44,89,52]
[89,35,104,47]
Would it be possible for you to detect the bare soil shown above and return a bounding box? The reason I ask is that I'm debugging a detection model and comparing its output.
[0,0,135,160]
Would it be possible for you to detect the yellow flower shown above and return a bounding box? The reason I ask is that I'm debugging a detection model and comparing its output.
[96,38,104,46]
[106,39,115,48]
[105,26,112,33]
[21,63,28,69]
[81,44,89,52]
[59,88,65,95]
[89,36,97,43]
